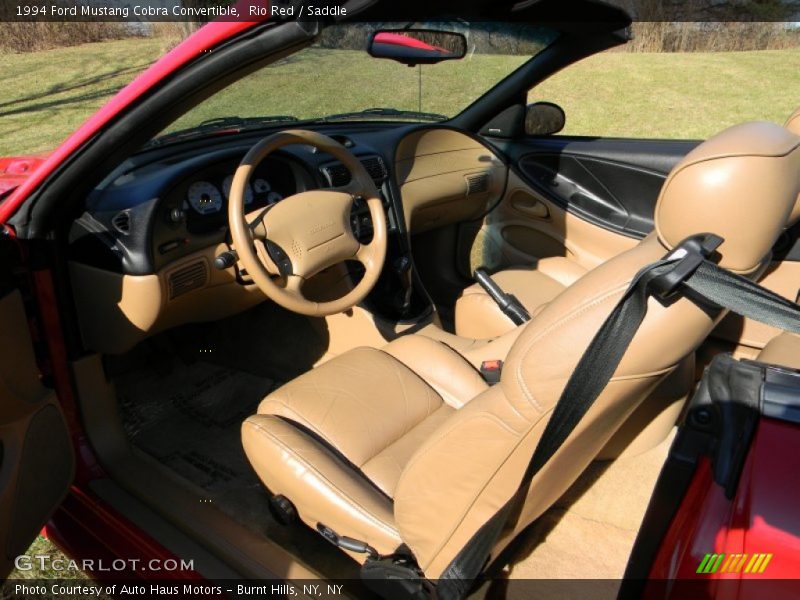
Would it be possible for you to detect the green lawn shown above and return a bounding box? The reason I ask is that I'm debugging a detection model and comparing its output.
[530,48,800,139]
[9,536,91,580]
[1,39,798,156]
[0,38,165,155]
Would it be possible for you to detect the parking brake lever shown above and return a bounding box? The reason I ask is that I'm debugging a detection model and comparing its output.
[473,268,531,326]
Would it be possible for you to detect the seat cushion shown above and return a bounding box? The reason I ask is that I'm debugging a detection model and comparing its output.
[455,257,587,339]
[242,337,487,558]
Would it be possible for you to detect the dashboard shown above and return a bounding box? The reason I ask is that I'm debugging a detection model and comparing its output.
[67,124,507,355]
[70,130,397,276]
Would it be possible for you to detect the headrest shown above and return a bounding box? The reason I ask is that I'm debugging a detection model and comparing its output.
[786,106,800,136]
[655,122,800,272]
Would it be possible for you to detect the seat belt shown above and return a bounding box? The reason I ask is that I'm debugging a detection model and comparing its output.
[436,233,800,599]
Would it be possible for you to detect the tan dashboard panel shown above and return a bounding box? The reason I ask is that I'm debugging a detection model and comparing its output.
[70,244,266,355]
[396,129,507,234]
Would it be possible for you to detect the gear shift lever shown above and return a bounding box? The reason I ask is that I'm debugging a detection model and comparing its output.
[394,256,413,316]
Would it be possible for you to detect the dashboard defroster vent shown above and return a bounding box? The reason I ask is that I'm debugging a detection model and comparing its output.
[321,155,388,188]
[111,210,132,234]
[168,261,208,300]
[466,173,490,196]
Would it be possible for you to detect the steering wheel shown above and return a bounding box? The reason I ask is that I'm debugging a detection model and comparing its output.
[228,130,387,317]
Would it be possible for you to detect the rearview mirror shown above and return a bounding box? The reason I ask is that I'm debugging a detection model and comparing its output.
[525,102,566,136]
[368,30,468,66]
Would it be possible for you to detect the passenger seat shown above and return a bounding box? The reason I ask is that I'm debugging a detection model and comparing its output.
[455,257,586,339]
[455,106,800,340]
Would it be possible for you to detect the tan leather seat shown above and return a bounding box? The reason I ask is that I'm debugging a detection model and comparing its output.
[758,332,800,370]
[243,122,800,579]
[455,257,586,339]
[455,106,800,341]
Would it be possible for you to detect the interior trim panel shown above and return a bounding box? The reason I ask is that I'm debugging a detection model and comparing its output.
[491,136,701,238]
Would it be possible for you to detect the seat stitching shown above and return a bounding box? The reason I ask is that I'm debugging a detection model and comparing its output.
[266,354,443,467]
[245,419,400,538]
[395,410,540,572]
[513,283,630,408]
[415,368,674,572]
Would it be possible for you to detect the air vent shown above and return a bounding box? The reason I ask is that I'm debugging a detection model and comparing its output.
[466,173,490,196]
[322,163,351,187]
[361,156,388,183]
[321,155,387,188]
[111,210,131,234]
[168,261,208,299]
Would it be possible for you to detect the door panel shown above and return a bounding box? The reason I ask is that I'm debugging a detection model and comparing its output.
[496,136,700,238]
[467,169,639,276]
[464,134,697,280]
[0,284,74,577]
[480,134,799,357]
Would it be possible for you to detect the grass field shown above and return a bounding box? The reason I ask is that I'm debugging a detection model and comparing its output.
[9,536,91,580]
[0,38,165,155]
[1,39,799,156]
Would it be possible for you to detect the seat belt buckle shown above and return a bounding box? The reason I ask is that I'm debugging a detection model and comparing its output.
[481,360,503,385]
[652,233,724,302]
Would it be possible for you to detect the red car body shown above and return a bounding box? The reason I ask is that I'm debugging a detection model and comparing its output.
[1,11,799,596]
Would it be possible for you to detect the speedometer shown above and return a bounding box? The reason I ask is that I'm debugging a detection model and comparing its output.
[222,175,254,205]
[187,181,223,214]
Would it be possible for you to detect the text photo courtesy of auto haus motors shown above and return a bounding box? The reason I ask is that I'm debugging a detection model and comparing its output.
[1,0,800,598]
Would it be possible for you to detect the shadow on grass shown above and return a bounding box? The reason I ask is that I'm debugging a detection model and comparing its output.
[0,87,127,118]
[0,63,151,117]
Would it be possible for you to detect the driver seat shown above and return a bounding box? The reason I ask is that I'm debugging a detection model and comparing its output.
[242,122,800,579]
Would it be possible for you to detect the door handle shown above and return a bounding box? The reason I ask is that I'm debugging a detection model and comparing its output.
[511,195,550,219]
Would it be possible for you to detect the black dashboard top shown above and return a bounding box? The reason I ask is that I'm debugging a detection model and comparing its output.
[70,123,419,276]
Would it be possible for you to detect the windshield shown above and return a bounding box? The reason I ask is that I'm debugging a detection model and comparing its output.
[150,23,558,146]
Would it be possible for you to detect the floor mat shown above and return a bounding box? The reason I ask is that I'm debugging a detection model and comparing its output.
[116,355,291,546]
[119,360,278,493]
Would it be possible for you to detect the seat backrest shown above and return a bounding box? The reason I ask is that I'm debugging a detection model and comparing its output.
[392,122,800,578]
[784,106,800,224]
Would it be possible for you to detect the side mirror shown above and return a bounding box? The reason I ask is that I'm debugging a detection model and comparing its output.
[368,29,467,66]
[525,102,566,136]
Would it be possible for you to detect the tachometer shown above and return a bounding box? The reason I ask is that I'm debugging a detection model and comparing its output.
[267,191,283,205]
[187,181,223,214]
[222,175,254,205]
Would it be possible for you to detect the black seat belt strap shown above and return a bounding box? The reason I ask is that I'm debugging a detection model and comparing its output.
[685,261,800,334]
[437,234,800,599]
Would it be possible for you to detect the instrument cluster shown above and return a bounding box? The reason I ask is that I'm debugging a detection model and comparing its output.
[185,174,285,216]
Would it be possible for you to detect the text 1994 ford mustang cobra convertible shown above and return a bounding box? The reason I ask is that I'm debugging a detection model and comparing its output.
[1,1,800,598]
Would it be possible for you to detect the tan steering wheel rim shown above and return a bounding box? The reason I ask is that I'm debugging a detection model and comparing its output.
[228,130,387,317]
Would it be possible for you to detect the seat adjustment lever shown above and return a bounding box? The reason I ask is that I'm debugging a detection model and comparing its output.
[474,268,532,326]
[317,523,379,559]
